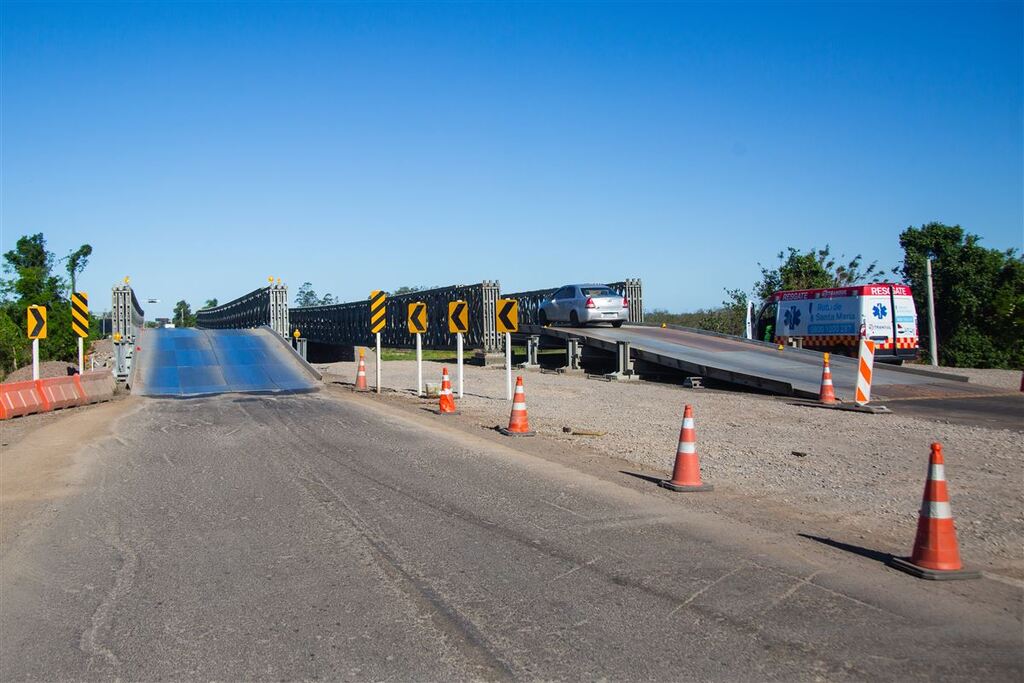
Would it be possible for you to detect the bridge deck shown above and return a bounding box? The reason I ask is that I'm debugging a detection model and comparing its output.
[524,324,1009,402]
[133,328,320,398]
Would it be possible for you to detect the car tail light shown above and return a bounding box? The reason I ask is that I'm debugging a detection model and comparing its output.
[585,297,596,309]
[622,297,629,309]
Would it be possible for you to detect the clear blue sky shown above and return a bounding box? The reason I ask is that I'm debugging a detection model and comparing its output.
[2,1,1021,319]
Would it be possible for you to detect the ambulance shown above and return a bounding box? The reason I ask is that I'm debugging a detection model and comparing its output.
[754,283,920,363]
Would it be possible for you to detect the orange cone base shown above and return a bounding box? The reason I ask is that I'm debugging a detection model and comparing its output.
[659,480,713,493]
[437,409,458,415]
[887,556,980,581]
[499,427,535,437]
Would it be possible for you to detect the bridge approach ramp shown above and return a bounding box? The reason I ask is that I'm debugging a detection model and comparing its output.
[524,323,1011,403]
[133,327,320,398]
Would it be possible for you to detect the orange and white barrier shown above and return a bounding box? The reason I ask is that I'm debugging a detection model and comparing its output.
[1,370,115,419]
[659,404,713,492]
[889,443,979,580]
[0,379,49,419]
[818,353,837,404]
[76,370,115,404]
[438,367,456,414]
[37,376,83,411]
[499,376,534,436]
[855,340,875,406]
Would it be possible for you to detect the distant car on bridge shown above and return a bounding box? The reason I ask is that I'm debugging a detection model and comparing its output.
[539,284,629,327]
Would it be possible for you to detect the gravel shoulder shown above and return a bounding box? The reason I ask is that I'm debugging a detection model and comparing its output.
[318,359,1024,579]
[911,365,1023,391]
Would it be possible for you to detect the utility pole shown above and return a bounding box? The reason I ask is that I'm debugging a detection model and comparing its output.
[926,258,938,367]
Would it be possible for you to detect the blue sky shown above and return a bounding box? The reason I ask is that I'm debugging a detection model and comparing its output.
[2,1,1021,319]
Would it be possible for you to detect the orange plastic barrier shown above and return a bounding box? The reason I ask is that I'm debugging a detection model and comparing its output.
[77,370,115,404]
[0,379,50,419]
[37,376,85,411]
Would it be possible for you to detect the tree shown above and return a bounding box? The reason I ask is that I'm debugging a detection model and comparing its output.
[646,288,749,336]
[1,233,64,304]
[391,285,422,296]
[294,283,336,307]
[754,245,882,302]
[897,223,1023,368]
[64,244,92,295]
[295,282,320,307]
[0,233,78,362]
[0,309,28,377]
[172,300,197,327]
[203,298,219,309]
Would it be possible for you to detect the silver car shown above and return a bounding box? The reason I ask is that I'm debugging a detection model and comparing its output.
[539,284,629,327]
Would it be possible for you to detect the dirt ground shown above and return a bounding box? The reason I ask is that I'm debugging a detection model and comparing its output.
[0,397,137,547]
[318,358,1024,580]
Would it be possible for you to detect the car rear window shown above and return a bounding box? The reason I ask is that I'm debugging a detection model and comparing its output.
[581,287,616,297]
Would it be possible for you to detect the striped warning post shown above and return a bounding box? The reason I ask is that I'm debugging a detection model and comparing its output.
[855,340,875,406]
[71,292,89,338]
[888,443,979,580]
[369,290,387,334]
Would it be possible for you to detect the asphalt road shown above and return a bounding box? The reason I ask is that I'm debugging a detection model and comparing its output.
[2,391,1021,680]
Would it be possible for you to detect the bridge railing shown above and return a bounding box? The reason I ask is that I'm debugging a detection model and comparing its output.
[196,284,290,337]
[198,277,642,352]
[112,284,145,341]
[111,283,145,381]
[290,281,502,351]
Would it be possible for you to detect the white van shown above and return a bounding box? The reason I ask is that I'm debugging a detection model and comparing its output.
[754,284,919,363]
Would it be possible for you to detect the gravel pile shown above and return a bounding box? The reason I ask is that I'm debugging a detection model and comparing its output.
[5,361,78,382]
[319,359,1023,576]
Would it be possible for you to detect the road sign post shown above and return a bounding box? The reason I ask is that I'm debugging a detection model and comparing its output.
[448,300,469,399]
[72,292,89,373]
[408,302,428,396]
[27,305,47,381]
[496,299,519,400]
[370,290,387,393]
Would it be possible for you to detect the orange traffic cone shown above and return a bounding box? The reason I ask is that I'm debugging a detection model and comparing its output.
[889,443,979,580]
[659,405,713,492]
[355,349,368,391]
[499,376,535,436]
[439,367,456,414]
[818,353,837,404]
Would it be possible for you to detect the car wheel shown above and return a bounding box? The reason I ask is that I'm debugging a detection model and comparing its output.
[612,321,623,328]
[539,310,549,326]
[570,310,580,327]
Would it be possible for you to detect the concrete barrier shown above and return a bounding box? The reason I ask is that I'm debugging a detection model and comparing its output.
[0,379,50,419]
[77,370,115,404]
[37,376,85,411]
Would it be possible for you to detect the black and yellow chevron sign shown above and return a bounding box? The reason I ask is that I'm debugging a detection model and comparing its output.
[369,290,387,334]
[27,305,47,340]
[496,299,519,333]
[71,292,89,338]
[407,302,427,334]
[448,300,469,334]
